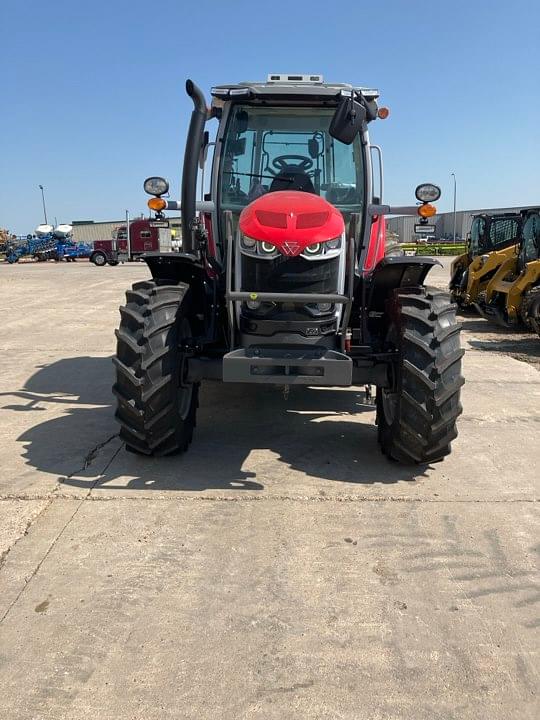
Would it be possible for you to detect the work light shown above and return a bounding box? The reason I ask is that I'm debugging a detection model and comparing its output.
[415,183,441,203]
[143,176,169,197]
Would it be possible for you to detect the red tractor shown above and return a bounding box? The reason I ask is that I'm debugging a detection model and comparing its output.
[113,74,464,464]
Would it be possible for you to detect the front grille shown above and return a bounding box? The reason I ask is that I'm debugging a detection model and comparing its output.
[240,254,339,294]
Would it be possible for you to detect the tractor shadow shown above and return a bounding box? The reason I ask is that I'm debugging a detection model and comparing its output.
[8,356,429,492]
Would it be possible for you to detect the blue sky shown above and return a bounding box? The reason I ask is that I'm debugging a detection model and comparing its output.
[1,0,539,234]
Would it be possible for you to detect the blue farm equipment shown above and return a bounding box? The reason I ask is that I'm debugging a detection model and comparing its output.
[6,235,92,263]
[6,235,57,263]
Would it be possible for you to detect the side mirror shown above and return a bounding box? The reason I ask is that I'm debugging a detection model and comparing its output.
[329,96,366,144]
[308,137,320,158]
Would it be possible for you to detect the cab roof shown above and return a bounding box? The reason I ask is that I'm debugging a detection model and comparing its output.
[211,75,380,103]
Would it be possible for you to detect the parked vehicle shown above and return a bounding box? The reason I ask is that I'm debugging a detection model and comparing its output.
[113,74,464,464]
[90,219,172,266]
[449,213,521,307]
[477,208,540,334]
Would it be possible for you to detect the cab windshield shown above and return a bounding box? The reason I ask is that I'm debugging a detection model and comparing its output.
[219,105,365,214]
[521,214,540,265]
[470,217,486,255]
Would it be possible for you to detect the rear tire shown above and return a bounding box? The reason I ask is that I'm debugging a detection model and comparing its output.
[113,280,199,456]
[377,287,464,464]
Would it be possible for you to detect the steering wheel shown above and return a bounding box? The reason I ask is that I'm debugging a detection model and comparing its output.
[272,155,313,173]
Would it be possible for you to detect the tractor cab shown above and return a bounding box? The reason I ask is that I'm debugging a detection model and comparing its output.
[218,104,363,217]
[205,77,381,275]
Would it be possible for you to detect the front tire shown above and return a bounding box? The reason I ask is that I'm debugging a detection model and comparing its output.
[521,286,540,336]
[377,287,464,464]
[91,252,107,267]
[113,280,199,456]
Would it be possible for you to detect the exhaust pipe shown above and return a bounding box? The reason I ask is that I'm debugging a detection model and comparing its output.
[182,79,207,254]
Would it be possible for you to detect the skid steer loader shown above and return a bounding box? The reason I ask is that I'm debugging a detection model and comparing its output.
[477,208,540,334]
[449,213,521,308]
[113,74,464,464]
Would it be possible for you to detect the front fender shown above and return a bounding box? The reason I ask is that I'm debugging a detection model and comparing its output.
[366,256,441,312]
[143,252,205,284]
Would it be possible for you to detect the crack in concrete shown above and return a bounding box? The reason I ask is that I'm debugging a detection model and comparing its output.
[59,432,119,482]
[0,432,120,625]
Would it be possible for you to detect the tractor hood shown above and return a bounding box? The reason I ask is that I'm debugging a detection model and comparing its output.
[238,191,345,257]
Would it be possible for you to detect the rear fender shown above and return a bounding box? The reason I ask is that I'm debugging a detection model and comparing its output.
[366,256,441,313]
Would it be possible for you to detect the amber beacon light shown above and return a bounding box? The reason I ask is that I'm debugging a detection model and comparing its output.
[148,197,167,211]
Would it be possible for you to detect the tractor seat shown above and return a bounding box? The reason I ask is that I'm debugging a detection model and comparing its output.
[269,167,316,194]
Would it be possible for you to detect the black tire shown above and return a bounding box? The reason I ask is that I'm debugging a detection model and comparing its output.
[376,287,464,464]
[108,260,119,267]
[113,280,199,456]
[91,252,107,267]
[522,286,540,336]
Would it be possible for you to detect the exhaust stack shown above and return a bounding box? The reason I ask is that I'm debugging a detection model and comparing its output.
[181,80,207,254]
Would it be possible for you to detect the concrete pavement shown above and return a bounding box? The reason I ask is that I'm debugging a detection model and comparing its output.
[0,260,538,719]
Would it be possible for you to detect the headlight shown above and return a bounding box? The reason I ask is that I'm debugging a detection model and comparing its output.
[326,237,341,250]
[241,235,257,249]
[261,241,276,254]
[143,176,169,196]
[304,243,322,255]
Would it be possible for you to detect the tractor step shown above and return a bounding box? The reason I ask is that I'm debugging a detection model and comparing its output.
[223,347,352,385]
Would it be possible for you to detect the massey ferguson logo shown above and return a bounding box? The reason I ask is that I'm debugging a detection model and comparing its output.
[282,241,300,255]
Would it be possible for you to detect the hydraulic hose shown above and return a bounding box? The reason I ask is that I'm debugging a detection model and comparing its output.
[181,79,207,254]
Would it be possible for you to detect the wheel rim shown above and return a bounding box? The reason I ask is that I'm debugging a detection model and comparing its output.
[94,254,105,266]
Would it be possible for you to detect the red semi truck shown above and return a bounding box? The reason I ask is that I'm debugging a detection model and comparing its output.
[89,218,173,266]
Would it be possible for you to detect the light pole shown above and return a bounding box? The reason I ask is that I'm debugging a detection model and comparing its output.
[38,184,48,225]
[451,173,457,243]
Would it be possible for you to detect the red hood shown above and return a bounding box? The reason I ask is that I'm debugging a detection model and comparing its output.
[238,191,345,257]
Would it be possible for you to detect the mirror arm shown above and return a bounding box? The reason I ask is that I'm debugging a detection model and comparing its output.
[368,204,420,216]
[165,200,215,213]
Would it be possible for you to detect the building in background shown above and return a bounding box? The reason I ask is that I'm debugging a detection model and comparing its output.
[72,218,182,244]
[386,206,531,244]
